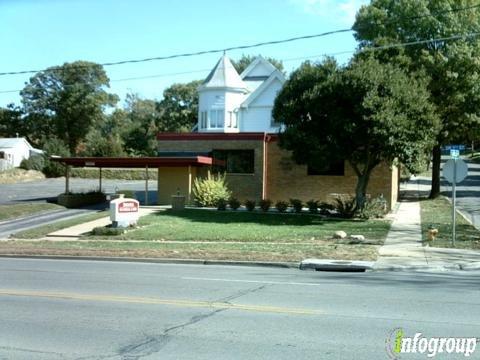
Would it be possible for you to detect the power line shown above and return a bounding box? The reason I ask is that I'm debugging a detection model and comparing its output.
[0,29,352,77]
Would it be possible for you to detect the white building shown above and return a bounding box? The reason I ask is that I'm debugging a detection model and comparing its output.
[0,138,43,170]
[197,55,286,133]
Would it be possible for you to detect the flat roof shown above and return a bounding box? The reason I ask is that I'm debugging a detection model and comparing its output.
[50,156,222,168]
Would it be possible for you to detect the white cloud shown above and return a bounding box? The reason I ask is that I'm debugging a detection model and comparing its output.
[291,0,369,25]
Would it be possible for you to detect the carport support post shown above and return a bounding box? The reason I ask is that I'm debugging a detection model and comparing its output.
[145,165,149,205]
[99,167,102,192]
[188,165,192,204]
[65,165,70,194]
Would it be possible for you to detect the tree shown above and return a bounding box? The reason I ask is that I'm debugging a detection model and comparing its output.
[231,54,284,74]
[353,0,480,198]
[0,104,27,138]
[272,56,439,208]
[20,61,118,154]
[156,80,202,132]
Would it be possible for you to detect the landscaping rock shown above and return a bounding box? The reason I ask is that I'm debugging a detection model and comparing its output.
[350,235,365,241]
[333,231,347,239]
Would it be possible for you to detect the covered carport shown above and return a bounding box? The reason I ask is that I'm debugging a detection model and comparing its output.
[51,156,220,205]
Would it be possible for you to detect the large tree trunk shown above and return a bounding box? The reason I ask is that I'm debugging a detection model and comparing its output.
[355,171,371,209]
[429,144,441,199]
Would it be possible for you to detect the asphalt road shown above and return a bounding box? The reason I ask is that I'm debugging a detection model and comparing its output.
[0,258,479,359]
[0,178,158,204]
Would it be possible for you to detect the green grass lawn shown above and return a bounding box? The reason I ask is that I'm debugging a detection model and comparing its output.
[420,197,480,250]
[4,209,392,262]
[12,211,109,239]
[95,209,391,243]
[0,203,62,222]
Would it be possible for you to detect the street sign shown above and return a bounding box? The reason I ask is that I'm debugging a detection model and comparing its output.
[442,158,468,183]
[450,149,460,159]
[441,158,469,247]
[444,144,466,151]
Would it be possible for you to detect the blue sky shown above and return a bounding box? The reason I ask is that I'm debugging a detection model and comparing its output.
[0,0,368,107]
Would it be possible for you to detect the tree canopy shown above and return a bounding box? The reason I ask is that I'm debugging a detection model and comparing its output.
[20,61,118,154]
[273,56,439,207]
[353,0,480,197]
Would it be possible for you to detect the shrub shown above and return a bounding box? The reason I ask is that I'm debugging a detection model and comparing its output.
[42,137,71,178]
[290,198,303,213]
[91,226,125,236]
[228,198,241,210]
[116,189,136,199]
[192,173,231,207]
[318,202,335,215]
[245,200,256,212]
[57,190,106,208]
[217,198,227,211]
[333,196,356,219]
[357,196,388,219]
[306,199,318,214]
[259,199,272,212]
[275,201,288,213]
[20,155,45,171]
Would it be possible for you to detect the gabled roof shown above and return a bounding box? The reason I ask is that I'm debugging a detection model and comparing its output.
[241,69,286,108]
[240,56,278,79]
[0,137,33,150]
[199,55,248,92]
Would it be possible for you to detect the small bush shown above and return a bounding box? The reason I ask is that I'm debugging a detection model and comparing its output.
[91,226,125,236]
[42,137,71,178]
[228,198,241,210]
[306,199,318,214]
[275,201,288,213]
[245,200,256,212]
[259,199,272,212]
[318,202,334,215]
[192,173,231,207]
[333,196,356,219]
[357,196,388,219]
[217,198,227,211]
[116,189,136,199]
[20,156,45,171]
[290,198,303,213]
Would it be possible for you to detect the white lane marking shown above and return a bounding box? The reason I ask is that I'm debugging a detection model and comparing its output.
[182,276,324,287]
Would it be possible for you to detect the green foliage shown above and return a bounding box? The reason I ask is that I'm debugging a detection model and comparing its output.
[228,198,241,210]
[70,168,157,180]
[306,200,318,214]
[273,56,439,208]
[91,226,125,236]
[20,61,118,154]
[19,155,45,171]
[0,104,29,139]
[217,199,227,211]
[156,80,202,132]
[259,199,272,212]
[290,199,303,213]
[275,201,289,213]
[42,137,70,178]
[244,200,256,212]
[319,202,335,215]
[192,173,231,207]
[231,55,284,74]
[333,196,357,219]
[357,196,388,220]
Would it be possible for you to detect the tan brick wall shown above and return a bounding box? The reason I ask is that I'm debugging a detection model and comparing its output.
[157,139,265,202]
[157,167,197,205]
[266,142,398,209]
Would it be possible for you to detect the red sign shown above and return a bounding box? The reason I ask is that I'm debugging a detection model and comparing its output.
[118,201,139,213]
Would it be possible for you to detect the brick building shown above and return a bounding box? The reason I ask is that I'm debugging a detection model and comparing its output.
[156,55,399,209]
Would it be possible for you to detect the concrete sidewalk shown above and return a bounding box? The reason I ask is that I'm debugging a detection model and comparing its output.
[374,178,480,271]
[45,207,163,240]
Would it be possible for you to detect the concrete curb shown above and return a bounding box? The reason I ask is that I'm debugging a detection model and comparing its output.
[0,254,298,269]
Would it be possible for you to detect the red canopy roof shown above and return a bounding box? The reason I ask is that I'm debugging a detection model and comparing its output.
[50,156,222,168]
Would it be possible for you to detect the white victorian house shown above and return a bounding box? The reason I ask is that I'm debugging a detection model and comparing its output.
[197,55,285,133]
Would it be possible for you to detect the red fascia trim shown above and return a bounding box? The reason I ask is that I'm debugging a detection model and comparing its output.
[156,132,271,141]
[50,156,219,168]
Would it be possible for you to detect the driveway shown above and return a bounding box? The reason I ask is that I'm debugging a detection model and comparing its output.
[0,178,158,205]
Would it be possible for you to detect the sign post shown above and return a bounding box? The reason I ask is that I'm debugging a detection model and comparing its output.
[442,155,468,247]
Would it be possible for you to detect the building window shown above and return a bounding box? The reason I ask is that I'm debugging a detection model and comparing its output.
[307,160,344,176]
[212,149,255,174]
[226,112,238,128]
[0,152,4,159]
[209,109,224,128]
[200,111,207,128]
